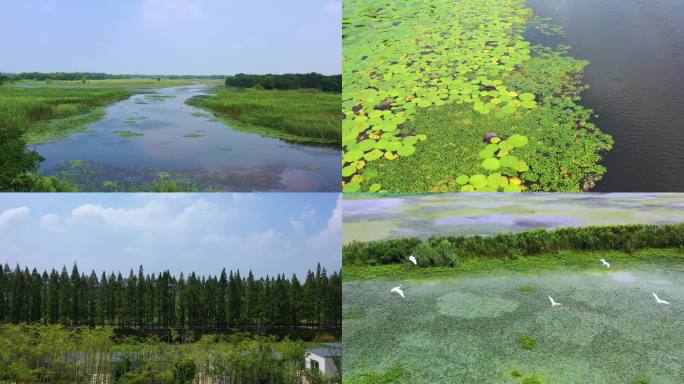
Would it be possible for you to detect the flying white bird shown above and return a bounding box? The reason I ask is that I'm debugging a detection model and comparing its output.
[408,255,417,266]
[548,296,562,307]
[600,259,610,268]
[652,293,670,305]
[391,286,405,298]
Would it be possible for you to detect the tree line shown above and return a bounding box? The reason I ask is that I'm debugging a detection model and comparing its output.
[2,72,225,81]
[224,73,342,92]
[0,263,341,329]
[343,223,684,266]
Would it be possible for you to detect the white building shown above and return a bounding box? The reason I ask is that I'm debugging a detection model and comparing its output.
[305,342,341,379]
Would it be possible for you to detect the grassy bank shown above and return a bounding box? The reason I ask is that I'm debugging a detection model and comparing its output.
[343,248,684,281]
[342,1,612,192]
[0,86,132,141]
[188,88,341,144]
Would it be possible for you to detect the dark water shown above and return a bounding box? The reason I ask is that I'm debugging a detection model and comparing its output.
[34,85,341,191]
[527,0,684,192]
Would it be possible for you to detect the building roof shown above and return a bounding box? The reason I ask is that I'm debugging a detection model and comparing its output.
[307,348,342,358]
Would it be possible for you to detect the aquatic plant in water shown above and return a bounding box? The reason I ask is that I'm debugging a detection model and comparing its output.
[342,0,537,192]
[342,1,612,192]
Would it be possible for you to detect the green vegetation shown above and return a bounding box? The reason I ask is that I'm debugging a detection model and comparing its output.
[519,334,538,350]
[114,130,144,138]
[0,86,131,134]
[345,365,405,384]
[225,73,341,92]
[0,325,334,383]
[188,88,341,144]
[0,263,340,329]
[343,248,684,281]
[343,223,684,267]
[342,0,612,192]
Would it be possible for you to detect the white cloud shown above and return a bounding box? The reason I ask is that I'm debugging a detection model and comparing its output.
[141,0,205,22]
[40,213,62,231]
[0,207,30,230]
[246,229,282,249]
[70,201,169,230]
[289,207,317,234]
[307,195,341,250]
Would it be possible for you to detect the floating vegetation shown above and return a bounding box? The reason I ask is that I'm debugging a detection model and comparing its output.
[457,134,529,192]
[342,0,612,192]
[114,130,144,138]
[530,15,565,37]
[216,145,232,151]
[192,111,212,118]
[145,94,176,101]
[125,115,147,124]
[519,334,538,350]
[68,159,86,168]
[183,131,205,138]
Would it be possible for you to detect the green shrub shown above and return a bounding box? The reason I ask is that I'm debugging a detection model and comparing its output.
[520,335,537,350]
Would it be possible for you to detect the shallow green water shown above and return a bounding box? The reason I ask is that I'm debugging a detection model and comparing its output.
[343,265,684,383]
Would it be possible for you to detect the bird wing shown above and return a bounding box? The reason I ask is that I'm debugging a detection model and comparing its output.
[409,256,417,265]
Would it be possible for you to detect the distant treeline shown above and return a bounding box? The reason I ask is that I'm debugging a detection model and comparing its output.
[343,223,684,266]
[225,73,342,92]
[0,263,341,329]
[2,72,225,81]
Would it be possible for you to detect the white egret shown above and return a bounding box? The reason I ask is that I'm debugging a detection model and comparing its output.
[391,286,405,298]
[408,255,417,266]
[548,296,562,307]
[600,259,610,268]
[652,293,670,305]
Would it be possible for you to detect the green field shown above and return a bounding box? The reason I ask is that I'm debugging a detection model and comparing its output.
[342,0,612,192]
[188,88,341,144]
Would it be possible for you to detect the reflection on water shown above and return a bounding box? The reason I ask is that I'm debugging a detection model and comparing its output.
[34,85,341,191]
[526,0,684,191]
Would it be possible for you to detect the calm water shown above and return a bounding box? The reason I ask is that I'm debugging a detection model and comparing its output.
[34,85,340,191]
[527,0,684,191]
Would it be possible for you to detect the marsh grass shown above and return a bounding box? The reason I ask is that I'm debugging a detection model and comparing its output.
[114,130,144,138]
[0,86,131,140]
[187,88,340,144]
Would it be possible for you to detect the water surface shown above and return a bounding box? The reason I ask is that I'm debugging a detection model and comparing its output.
[344,266,684,383]
[526,0,684,191]
[34,85,341,191]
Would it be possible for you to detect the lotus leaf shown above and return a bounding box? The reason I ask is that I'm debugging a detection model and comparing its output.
[363,149,384,161]
[368,183,382,192]
[460,184,475,192]
[482,158,501,170]
[500,155,519,169]
[469,174,487,188]
[342,165,357,177]
[396,144,416,157]
[507,134,529,148]
[343,182,361,193]
[456,175,470,185]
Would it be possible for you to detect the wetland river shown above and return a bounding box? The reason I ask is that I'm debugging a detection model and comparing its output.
[526,0,684,191]
[34,85,340,191]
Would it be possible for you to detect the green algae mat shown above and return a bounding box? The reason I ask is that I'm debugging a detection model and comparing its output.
[342,0,613,193]
[343,266,684,383]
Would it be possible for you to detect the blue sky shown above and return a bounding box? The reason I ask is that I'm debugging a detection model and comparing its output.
[0,0,341,75]
[0,193,341,279]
